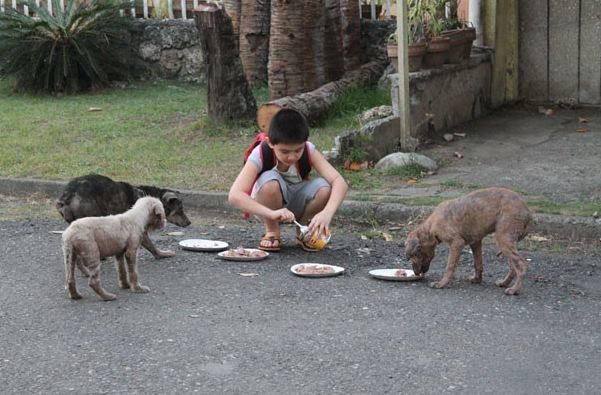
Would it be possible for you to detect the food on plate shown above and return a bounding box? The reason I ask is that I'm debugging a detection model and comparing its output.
[223,246,266,258]
[395,269,408,277]
[295,264,335,274]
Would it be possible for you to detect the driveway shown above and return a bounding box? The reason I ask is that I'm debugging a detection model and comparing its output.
[1,210,600,394]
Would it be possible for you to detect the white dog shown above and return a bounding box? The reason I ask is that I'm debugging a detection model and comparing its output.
[62,196,166,301]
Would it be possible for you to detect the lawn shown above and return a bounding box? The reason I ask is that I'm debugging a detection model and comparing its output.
[0,78,394,191]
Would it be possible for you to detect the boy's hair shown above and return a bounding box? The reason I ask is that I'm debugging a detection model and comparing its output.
[268,108,309,145]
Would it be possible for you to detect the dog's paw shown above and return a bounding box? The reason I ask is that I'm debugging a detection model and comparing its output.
[429,281,447,289]
[156,249,176,258]
[101,293,117,301]
[131,285,150,293]
[504,287,520,296]
[495,279,509,288]
[69,292,83,300]
[119,282,131,290]
[469,275,482,284]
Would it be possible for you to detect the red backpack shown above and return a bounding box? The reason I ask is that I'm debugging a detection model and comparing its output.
[242,132,312,217]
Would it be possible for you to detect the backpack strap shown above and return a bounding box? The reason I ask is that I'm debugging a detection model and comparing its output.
[296,142,312,179]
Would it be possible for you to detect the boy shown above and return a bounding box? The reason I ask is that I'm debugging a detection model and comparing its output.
[228,109,348,252]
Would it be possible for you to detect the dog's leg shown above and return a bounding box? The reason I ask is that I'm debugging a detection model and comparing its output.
[85,261,117,301]
[115,254,130,289]
[469,240,483,284]
[64,247,82,300]
[495,234,527,295]
[76,256,90,278]
[125,250,150,293]
[430,241,464,289]
[141,232,175,259]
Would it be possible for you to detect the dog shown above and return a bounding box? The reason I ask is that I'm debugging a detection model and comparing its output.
[62,196,166,301]
[405,187,532,295]
[56,174,191,259]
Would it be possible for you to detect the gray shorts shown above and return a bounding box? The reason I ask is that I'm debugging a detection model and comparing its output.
[253,170,330,219]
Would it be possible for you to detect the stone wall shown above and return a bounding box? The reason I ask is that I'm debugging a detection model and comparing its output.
[130,19,205,83]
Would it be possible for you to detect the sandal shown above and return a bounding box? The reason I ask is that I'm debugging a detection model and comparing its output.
[296,235,319,252]
[258,234,282,252]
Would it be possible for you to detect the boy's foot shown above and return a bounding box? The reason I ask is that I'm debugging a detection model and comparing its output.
[295,233,319,252]
[259,233,282,252]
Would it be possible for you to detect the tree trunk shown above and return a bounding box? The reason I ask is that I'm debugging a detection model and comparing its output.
[239,0,270,88]
[194,2,256,122]
[268,0,305,99]
[222,0,241,48]
[257,60,386,130]
[324,0,345,82]
[303,0,326,91]
[340,0,361,72]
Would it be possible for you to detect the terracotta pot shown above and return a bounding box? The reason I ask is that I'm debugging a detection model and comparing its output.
[387,41,427,72]
[463,27,476,59]
[441,29,465,64]
[423,36,451,69]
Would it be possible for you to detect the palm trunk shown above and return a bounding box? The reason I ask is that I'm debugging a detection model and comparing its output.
[303,0,326,91]
[268,0,305,99]
[222,0,241,48]
[340,0,361,72]
[324,0,345,82]
[239,0,270,88]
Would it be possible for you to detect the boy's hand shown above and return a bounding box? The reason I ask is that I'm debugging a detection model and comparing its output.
[271,208,295,223]
[308,211,333,238]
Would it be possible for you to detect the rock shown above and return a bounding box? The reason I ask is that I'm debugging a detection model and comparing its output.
[375,152,438,172]
[443,133,454,142]
[360,105,393,123]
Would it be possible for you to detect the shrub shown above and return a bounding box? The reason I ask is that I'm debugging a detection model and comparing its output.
[0,0,138,94]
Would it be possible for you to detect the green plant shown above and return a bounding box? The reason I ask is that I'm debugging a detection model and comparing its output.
[0,0,137,94]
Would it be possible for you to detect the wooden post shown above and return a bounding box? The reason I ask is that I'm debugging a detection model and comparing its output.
[396,0,412,150]
[194,2,257,122]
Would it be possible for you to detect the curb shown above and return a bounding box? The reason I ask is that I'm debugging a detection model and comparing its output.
[1,176,599,241]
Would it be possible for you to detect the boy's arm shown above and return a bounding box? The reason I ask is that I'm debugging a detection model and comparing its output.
[309,149,349,230]
[228,161,293,221]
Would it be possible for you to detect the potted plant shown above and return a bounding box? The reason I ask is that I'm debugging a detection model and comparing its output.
[386,0,428,72]
[422,3,450,69]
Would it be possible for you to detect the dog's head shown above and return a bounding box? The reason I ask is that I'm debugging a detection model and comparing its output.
[404,228,437,275]
[142,197,167,232]
[161,192,191,227]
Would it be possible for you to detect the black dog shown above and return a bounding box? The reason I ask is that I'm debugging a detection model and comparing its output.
[56,174,191,258]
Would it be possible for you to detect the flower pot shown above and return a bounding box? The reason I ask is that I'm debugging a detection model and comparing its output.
[441,29,465,64]
[423,36,451,69]
[387,41,427,72]
[463,27,476,59]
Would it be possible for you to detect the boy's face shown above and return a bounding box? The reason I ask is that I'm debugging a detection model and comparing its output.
[268,141,306,167]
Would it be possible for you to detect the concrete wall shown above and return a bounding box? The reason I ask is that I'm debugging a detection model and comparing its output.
[519,0,601,104]
[389,51,492,142]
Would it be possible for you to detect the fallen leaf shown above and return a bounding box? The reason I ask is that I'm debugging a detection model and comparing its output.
[576,128,588,133]
[189,314,200,318]
[453,151,464,159]
[407,179,418,185]
[578,117,588,123]
[453,132,466,137]
[544,108,554,117]
[218,225,225,229]
[88,107,103,112]
[381,232,393,241]
[360,234,368,240]
[49,230,64,234]
[388,226,402,231]
[239,272,259,277]
[167,231,184,236]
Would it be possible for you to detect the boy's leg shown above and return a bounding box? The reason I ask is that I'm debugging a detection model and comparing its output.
[299,186,331,224]
[254,171,288,250]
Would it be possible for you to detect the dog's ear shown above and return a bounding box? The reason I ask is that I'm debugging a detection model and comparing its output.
[405,236,421,258]
[162,192,178,204]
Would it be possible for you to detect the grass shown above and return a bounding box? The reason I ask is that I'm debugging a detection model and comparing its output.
[0,79,394,190]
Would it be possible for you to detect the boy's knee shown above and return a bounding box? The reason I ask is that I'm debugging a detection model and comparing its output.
[257,180,282,197]
[315,187,331,201]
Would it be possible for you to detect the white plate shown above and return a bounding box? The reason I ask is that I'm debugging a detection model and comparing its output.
[179,239,229,252]
[290,263,345,278]
[368,268,422,282]
[217,248,269,261]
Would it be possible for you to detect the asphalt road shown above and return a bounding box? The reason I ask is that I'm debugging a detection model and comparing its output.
[1,213,600,395]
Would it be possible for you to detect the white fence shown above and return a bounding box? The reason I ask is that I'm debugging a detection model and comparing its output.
[0,0,393,21]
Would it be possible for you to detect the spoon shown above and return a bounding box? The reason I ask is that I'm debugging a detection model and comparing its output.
[293,219,310,236]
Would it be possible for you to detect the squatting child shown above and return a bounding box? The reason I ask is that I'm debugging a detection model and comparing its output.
[228,108,348,252]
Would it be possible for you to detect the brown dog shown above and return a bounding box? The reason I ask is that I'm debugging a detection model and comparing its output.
[62,196,166,301]
[405,187,532,295]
